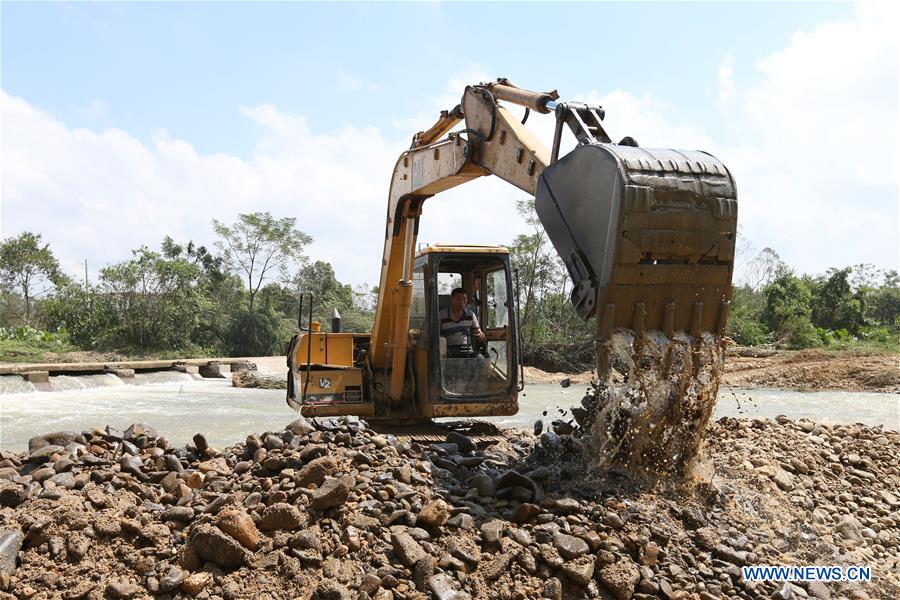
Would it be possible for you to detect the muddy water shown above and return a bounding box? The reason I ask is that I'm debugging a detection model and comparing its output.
[1,378,897,453]
[580,331,725,474]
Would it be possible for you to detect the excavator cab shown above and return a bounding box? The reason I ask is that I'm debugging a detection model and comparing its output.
[409,245,520,416]
[287,244,520,421]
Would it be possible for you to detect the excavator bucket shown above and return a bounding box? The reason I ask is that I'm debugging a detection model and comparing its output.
[535,143,737,343]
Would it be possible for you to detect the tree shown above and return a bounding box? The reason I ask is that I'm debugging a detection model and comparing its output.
[744,247,784,291]
[0,232,64,323]
[762,266,819,348]
[811,267,865,336]
[98,247,203,350]
[212,212,312,310]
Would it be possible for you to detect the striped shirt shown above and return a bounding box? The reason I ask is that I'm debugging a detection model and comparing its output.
[440,306,480,351]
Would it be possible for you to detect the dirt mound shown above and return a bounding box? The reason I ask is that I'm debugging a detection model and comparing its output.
[1,414,897,599]
[723,350,900,392]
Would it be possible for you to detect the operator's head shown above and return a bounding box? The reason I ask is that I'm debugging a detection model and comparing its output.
[450,287,468,311]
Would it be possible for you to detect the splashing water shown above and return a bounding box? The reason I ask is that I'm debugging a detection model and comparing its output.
[584,329,725,476]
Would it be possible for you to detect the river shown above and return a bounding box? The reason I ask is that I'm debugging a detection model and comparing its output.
[1,375,897,452]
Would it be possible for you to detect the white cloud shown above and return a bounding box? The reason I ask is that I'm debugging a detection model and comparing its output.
[717,55,736,110]
[3,4,897,301]
[333,68,363,93]
[721,1,899,275]
[0,91,404,286]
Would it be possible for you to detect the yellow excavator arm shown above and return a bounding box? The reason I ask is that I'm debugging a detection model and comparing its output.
[368,81,563,403]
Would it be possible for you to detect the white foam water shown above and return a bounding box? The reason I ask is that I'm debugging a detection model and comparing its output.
[0,376,37,395]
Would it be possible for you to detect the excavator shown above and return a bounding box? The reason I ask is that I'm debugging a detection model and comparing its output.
[286,79,737,423]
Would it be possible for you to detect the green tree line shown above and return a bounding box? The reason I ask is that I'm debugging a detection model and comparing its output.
[2,209,897,366]
[0,213,375,359]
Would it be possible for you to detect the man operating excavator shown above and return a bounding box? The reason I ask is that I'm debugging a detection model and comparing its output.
[439,287,487,359]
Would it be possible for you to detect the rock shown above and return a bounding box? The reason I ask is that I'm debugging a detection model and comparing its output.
[480,519,505,545]
[417,499,449,529]
[310,476,351,510]
[295,456,337,488]
[181,571,212,596]
[543,577,563,600]
[158,566,186,593]
[533,419,544,435]
[259,503,307,530]
[560,377,572,388]
[29,431,79,453]
[391,531,427,567]
[772,468,795,491]
[481,552,514,581]
[197,457,229,474]
[185,524,245,570]
[263,434,284,450]
[540,431,563,452]
[66,533,89,562]
[216,508,260,550]
[0,529,23,575]
[513,502,541,523]
[105,579,141,599]
[562,554,595,586]
[599,559,640,600]
[286,416,315,436]
[124,423,157,441]
[429,573,470,600]
[552,532,589,559]
[446,432,475,454]
[470,472,495,496]
[446,513,474,530]
[0,482,26,508]
[192,433,209,454]
[496,470,539,501]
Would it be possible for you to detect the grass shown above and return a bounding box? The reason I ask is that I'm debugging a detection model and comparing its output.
[0,338,76,363]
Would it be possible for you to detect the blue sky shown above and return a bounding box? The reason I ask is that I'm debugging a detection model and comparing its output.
[1,1,897,286]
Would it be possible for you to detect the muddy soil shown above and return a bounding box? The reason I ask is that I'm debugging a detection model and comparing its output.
[1,415,897,600]
[721,350,899,393]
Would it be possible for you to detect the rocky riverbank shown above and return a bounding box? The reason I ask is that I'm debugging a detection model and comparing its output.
[0,415,897,600]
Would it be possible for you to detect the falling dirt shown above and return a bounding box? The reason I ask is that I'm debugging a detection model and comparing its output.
[584,330,725,477]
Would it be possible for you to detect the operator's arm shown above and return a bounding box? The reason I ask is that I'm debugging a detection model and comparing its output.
[470,311,486,342]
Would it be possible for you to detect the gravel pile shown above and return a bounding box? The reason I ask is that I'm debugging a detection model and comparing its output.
[0,414,897,600]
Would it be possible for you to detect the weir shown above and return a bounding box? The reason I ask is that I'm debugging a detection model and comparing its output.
[0,358,258,394]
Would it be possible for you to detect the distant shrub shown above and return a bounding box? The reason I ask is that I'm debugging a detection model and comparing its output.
[226,309,282,356]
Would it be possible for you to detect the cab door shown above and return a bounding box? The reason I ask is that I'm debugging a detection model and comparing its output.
[431,253,519,405]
